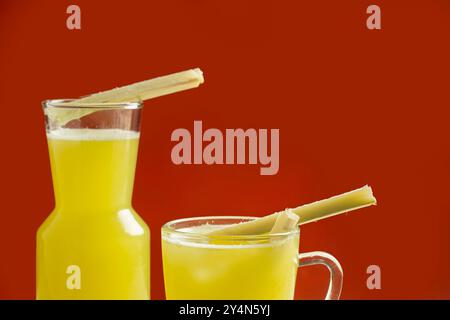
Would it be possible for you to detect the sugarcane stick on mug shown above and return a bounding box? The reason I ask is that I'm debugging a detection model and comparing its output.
[208,185,377,236]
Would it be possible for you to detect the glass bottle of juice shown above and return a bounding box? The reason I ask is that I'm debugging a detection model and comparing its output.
[37,100,150,300]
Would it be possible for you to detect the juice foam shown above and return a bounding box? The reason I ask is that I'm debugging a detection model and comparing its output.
[47,128,140,140]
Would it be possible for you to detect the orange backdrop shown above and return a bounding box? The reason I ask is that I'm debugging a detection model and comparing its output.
[0,0,449,299]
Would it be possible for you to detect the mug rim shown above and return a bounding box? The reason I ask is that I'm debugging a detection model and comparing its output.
[161,215,300,242]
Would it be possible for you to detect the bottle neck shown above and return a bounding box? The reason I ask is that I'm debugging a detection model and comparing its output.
[53,177,135,212]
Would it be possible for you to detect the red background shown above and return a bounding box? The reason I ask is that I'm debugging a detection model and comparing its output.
[1,0,449,299]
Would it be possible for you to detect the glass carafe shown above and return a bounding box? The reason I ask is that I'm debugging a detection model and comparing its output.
[37,100,150,300]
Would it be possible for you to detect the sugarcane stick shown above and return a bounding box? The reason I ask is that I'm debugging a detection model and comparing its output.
[269,209,300,233]
[209,185,376,236]
[46,68,204,125]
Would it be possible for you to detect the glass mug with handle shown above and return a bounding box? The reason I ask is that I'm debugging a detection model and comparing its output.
[162,216,343,300]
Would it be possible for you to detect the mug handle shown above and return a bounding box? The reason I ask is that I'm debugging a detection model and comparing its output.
[298,251,343,300]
